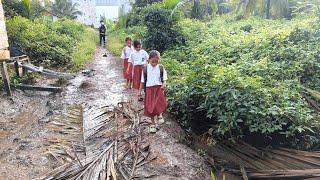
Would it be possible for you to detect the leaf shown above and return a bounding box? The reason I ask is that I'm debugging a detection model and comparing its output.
[210,171,216,180]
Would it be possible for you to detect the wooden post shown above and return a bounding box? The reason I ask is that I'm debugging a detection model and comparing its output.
[22,57,30,76]
[1,62,12,96]
[14,61,20,77]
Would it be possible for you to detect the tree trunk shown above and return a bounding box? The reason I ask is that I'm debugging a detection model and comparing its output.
[266,0,271,19]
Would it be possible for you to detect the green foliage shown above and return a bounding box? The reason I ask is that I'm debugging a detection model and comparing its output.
[49,0,82,19]
[134,0,162,7]
[163,0,180,9]
[126,3,164,27]
[144,8,184,52]
[6,16,97,70]
[3,0,45,19]
[3,0,24,17]
[71,28,98,69]
[191,0,205,19]
[22,0,31,18]
[162,16,320,149]
[107,26,147,56]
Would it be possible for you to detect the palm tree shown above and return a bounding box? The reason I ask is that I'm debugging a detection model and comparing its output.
[50,0,82,19]
[236,0,319,19]
[22,0,31,18]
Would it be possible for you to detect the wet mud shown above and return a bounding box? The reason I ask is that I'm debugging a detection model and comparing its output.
[0,46,211,180]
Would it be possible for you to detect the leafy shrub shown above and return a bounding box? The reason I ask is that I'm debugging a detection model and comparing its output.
[107,26,147,56]
[162,15,320,149]
[3,0,24,17]
[134,0,162,7]
[126,3,164,27]
[144,8,184,52]
[6,16,97,69]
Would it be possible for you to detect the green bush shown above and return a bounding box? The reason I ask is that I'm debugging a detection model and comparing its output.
[162,15,320,149]
[144,8,184,52]
[107,26,147,56]
[6,16,97,70]
[126,3,164,27]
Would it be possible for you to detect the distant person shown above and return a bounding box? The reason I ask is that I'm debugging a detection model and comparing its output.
[99,21,106,46]
[126,40,148,90]
[139,50,168,133]
[121,37,133,88]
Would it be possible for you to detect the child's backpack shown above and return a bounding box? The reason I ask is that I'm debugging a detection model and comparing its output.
[100,25,106,34]
[143,65,164,92]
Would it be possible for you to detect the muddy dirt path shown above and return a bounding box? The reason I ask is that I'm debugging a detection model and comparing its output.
[0,47,211,179]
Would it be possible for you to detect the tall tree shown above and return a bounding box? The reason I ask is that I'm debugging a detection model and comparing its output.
[50,0,82,19]
[2,0,24,17]
[265,0,270,18]
[191,0,204,19]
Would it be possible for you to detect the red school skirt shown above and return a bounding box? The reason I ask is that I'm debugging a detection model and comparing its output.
[132,65,143,89]
[123,58,128,78]
[124,62,133,80]
[144,85,167,117]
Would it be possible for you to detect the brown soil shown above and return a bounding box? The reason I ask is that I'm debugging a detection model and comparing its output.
[0,46,212,180]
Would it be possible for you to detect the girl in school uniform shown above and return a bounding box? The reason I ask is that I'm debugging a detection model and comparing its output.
[139,50,167,133]
[121,37,133,88]
[126,40,149,90]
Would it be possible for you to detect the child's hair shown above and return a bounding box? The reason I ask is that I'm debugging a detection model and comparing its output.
[125,37,132,42]
[133,40,141,48]
[149,50,160,59]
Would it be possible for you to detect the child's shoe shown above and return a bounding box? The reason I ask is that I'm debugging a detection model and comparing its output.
[149,125,157,133]
[158,114,165,125]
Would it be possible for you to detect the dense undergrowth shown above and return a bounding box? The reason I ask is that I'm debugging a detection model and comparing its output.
[109,12,320,149]
[6,16,98,71]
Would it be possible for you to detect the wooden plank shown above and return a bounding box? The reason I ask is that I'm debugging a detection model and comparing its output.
[15,84,62,93]
[0,49,10,60]
[14,61,20,77]
[0,62,12,96]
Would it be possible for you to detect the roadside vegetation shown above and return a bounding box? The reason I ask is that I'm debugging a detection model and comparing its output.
[108,0,320,150]
[3,0,98,71]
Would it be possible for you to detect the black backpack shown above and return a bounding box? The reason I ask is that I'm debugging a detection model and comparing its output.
[143,65,164,92]
[100,25,106,33]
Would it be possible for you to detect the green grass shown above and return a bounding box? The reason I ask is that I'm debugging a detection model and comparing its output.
[106,34,124,57]
[71,28,99,70]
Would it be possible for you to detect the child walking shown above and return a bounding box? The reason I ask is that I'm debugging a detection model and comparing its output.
[126,40,149,89]
[121,37,133,88]
[139,50,167,133]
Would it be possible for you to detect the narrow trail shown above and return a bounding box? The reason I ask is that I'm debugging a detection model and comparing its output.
[0,46,211,179]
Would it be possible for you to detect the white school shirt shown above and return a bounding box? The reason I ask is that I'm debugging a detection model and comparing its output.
[141,64,168,87]
[120,46,133,59]
[128,49,149,66]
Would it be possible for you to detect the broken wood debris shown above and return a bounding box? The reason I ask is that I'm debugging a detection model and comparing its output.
[44,105,85,165]
[200,139,320,179]
[39,102,156,180]
[15,84,62,93]
[20,63,76,80]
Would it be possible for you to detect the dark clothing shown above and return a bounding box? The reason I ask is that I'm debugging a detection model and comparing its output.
[99,24,106,34]
[99,24,106,45]
[100,34,106,46]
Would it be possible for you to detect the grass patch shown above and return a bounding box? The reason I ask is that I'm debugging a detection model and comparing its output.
[71,28,99,70]
[107,34,124,57]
